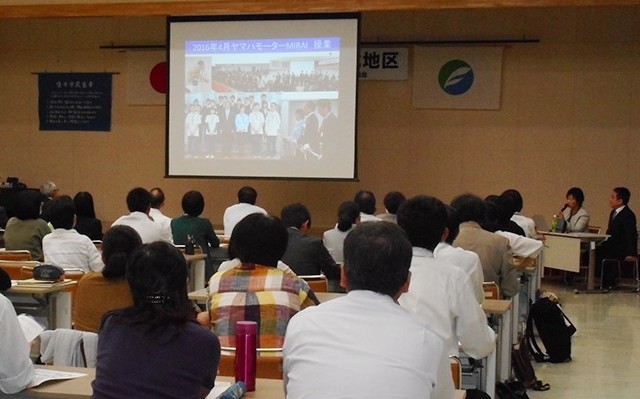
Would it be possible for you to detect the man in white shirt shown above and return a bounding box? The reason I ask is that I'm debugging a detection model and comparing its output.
[354,190,381,222]
[0,293,35,394]
[42,197,104,273]
[112,187,173,244]
[284,222,453,399]
[149,187,173,242]
[398,195,496,360]
[222,186,267,237]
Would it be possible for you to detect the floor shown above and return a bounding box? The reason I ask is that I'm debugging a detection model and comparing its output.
[526,279,640,398]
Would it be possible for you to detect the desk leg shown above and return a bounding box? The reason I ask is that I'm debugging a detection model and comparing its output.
[51,292,72,329]
[498,310,512,382]
[484,348,496,399]
[575,241,608,294]
[192,259,206,291]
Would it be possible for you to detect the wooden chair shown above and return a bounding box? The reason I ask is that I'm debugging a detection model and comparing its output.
[300,275,328,293]
[588,226,601,234]
[218,347,283,379]
[449,355,462,389]
[0,260,40,280]
[0,250,32,261]
[482,281,500,300]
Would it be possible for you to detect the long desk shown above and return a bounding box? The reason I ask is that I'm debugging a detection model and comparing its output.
[540,231,609,291]
[23,366,465,399]
[6,280,77,329]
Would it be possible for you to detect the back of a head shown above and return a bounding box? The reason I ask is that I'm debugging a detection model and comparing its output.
[102,225,143,280]
[614,187,631,205]
[482,200,499,232]
[229,213,288,266]
[237,186,257,205]
[451,193,486,224]
[493,196,514,227]
[280,203,311,229]
[126,187,151,213]
[397,195,447,251]
[337,201,359,232]
[125,242,192,326]
[354,190,376,215]
[181,191,205,216]
[383,191,406,215]
[47,196,76,230]
[149,187,165,209]
[443,205,460,244]
[500,189,523,214]
[15,190,43,220]
[343,222,412,297]
[74,191,96,218]
[40,180,58,197]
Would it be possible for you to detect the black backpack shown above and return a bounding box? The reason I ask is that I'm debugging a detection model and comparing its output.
[526,297,576,363]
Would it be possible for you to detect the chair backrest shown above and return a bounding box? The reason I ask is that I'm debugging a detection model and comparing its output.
[588,226,601,234]
[0,260,40,280]
[0,250,32,261]
[218,347,283,379]
[483,281,501,300]
[299,275,328,293]
[449,355,462,389]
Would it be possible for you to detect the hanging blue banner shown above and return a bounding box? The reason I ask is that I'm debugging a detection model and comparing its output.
[38,72,112,131]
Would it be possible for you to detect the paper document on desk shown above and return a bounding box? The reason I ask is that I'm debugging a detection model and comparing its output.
[28,369,86,388]
[17,314,45,342]
[205,382,232,398]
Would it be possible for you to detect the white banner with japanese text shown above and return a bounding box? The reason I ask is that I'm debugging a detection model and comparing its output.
[412,46,503,110]
[359,47,408,80]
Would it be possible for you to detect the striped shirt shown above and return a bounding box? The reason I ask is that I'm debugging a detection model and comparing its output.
[208,263,318,348]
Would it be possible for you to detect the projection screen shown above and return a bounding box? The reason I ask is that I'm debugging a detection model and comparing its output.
[167,13,359,180]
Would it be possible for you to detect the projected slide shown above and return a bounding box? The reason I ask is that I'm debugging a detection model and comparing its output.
[167,15,359,179]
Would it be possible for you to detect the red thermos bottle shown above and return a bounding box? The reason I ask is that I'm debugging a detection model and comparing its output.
[235,321,257,391]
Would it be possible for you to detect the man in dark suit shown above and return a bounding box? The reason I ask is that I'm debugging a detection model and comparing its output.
[298,101,321,159]
[597,187,638,289]
[280,203,340,285]
[317,99,337,160]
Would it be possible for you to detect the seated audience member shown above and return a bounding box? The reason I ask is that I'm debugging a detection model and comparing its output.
[74,225,142,333]
[376,191,406,223]
[0,292,35,394]
[171,191,220,280]
[558,187,590,233]
[280,203,341,282]
[284,222,453,399]
[484,200,544,265]
[39,180,60,221]
[434,205,485,304]
[208,213,318,348]
[42,196,104,273]
[0,268,10,291]
[397,195,496,359]
[597,187,638,289]
[0,206,7,229]
[222,186,267,237]
[322,201,359,263]
[354,190,381,222]
[485,195,525,236]
[73,191,103,240]
[3,190,51,261]
[149,187,173,239]
[501,189,537,238]
[452,194,520,298]
[111,187,173,244]
[93,242,221,398]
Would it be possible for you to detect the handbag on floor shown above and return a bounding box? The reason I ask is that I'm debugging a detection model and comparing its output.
[512,336,550,391]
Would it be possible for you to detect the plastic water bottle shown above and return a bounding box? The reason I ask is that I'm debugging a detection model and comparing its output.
[185,234,195,255]
[219,381,247,399]
[551,216,558,232]
[235,321,257,391]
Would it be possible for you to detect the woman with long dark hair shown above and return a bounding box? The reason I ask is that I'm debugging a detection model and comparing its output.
[73,191,103,240]
[92,242,221,399]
